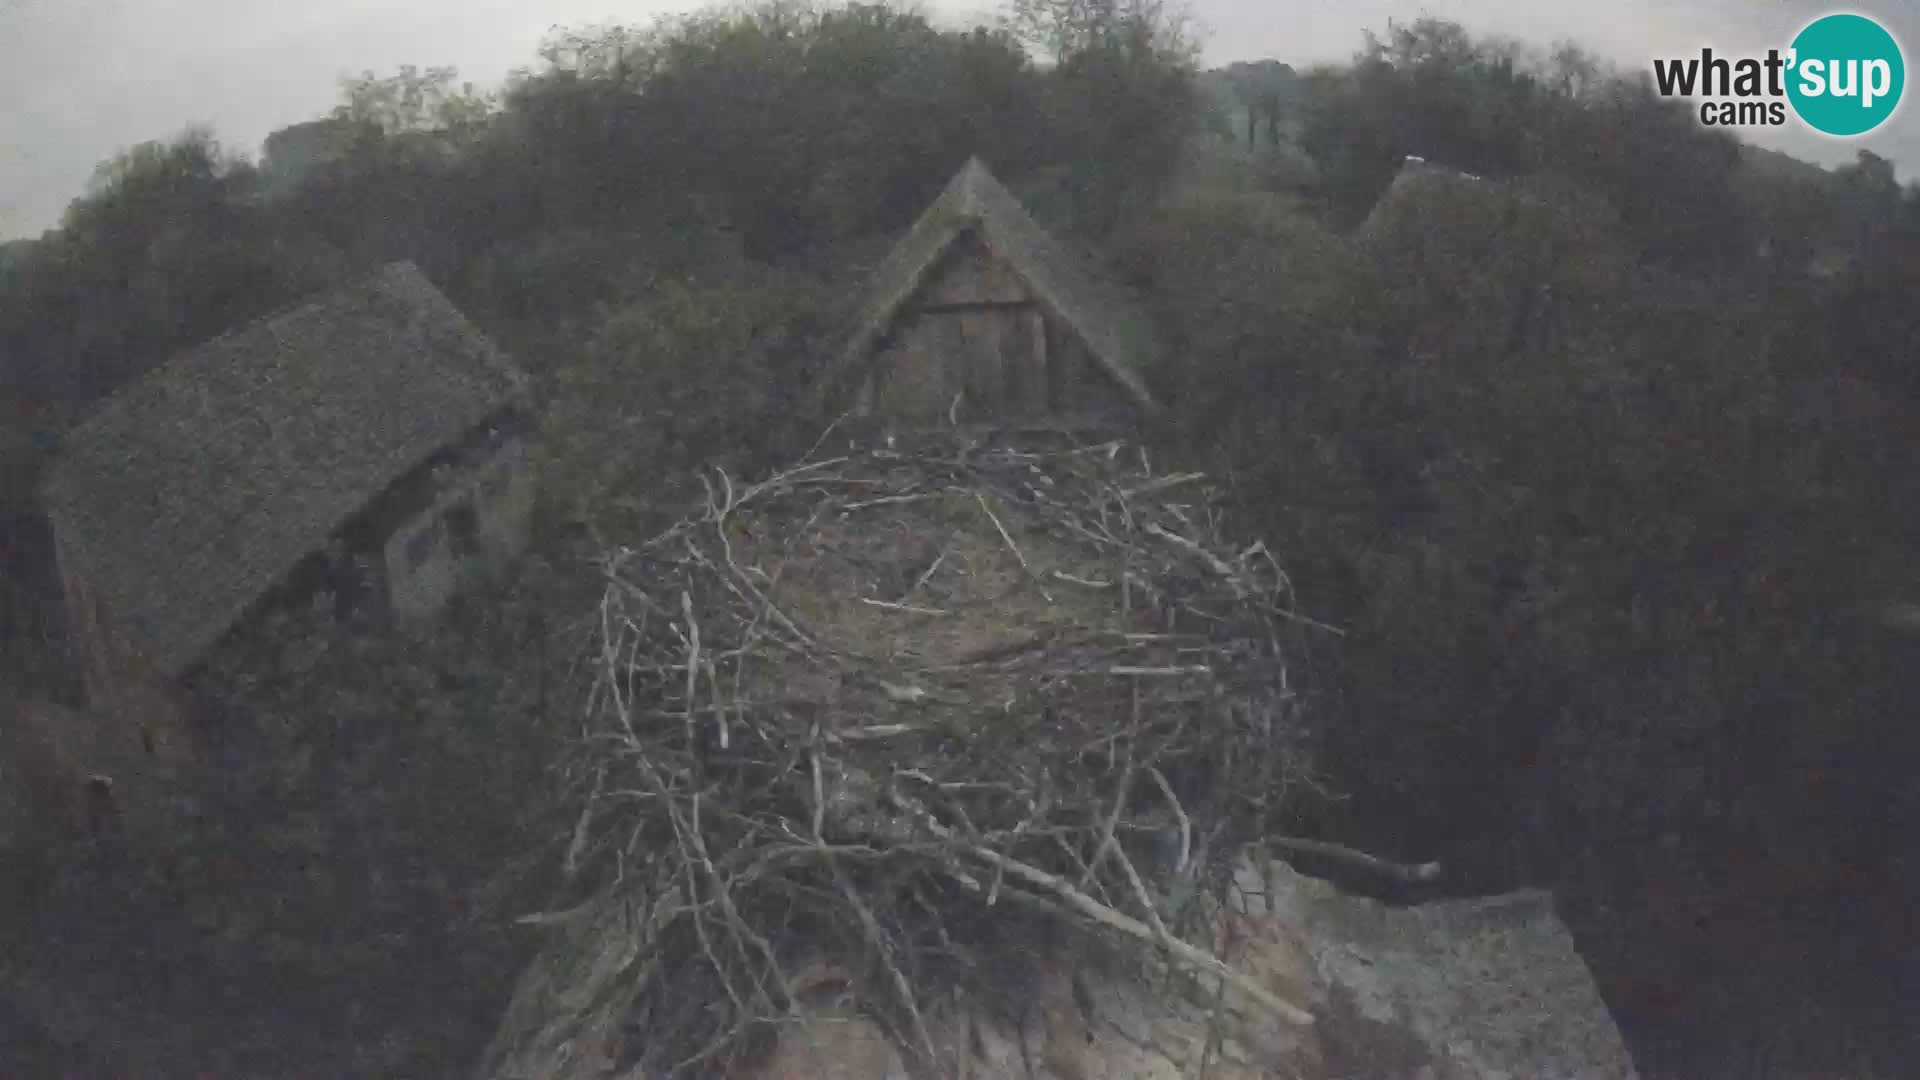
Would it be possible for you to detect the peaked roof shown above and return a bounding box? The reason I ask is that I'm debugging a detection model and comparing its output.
[43,261,528,676]
[1365,155,1492,224]
[821,157,1160,416]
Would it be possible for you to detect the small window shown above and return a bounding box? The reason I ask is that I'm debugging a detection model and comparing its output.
[446,502,480,557]
[405,524,437,569]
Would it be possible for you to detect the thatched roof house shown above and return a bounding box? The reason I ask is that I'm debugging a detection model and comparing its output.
[817,157,1161,428]
[1391,155,1485,187]
[1362,155,1491,227]
[43,262,532,691]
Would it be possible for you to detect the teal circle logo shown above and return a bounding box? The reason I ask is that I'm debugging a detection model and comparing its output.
[1787,13,1905,136]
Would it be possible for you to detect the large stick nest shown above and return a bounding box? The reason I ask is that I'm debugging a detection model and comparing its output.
[553,430,1332,1077]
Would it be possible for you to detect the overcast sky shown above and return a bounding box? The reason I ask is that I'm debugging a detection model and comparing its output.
[3,0,1915,240]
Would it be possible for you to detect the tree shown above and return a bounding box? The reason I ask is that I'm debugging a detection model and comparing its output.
[1830,148,1906,258]
[1220,59,1300,147]
[539,265,837,531]
[1301,17,1747,265]
[1003,0,1203,232]
[1544,41,1600,99]
[1001,0,1196,66]
[0,129,302,401]
[498,3,1047,258]
[332,65,496,140]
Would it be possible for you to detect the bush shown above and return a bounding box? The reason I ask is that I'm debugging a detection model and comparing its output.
[156,560,587,1076]
[537,264,841,536]
[1111,189,1363,441]
[1120,165,1918,916]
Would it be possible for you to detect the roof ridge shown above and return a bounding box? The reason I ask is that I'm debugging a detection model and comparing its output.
[191,259,421,354]
[59,261,429,447]
[817,158,1160,419]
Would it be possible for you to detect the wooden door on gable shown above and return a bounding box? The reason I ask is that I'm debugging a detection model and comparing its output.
[872,236,1053,424]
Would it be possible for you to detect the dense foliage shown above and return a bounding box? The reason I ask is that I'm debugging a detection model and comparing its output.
[5,4,1920,1076]
[537,264,842,537]
[1125,24,1920,1074]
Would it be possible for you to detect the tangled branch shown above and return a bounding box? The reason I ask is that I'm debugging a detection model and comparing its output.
[551,430,1331,1076]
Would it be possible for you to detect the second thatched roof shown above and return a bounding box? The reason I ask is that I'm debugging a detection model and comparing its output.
[1362,155,1497,228]
[43,262,528,678]
[818,157,1161,418]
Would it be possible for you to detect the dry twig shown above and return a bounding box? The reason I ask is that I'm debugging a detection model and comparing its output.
[546,431,1332,1076]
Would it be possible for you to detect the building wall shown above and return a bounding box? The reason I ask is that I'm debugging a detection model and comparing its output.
[866,239,1057,425]
[53,541,121,715]
[386,509,455,623]
[0,692,196,846]
[382,433,534,622]
[18,536,200,867]
[870,309,1048,423]
[475,436,536,558]
[862,304,1134,424]
[49,557,198,758]
[918,235,1028,306]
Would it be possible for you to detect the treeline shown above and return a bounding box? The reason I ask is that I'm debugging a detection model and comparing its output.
[1127,19,1920,1073]
[0,0,1197,413]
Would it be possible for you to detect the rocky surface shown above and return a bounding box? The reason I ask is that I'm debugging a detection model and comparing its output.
[1232,856,1639,1080]
[479,855,1637,1080]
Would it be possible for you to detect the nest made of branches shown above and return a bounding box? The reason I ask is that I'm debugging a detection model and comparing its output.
[550,429,1336,1077]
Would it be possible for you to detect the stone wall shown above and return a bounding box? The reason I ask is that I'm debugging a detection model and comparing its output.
[383,434,533,622]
